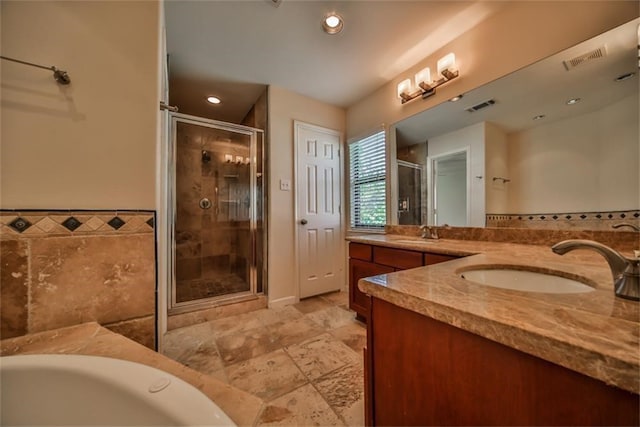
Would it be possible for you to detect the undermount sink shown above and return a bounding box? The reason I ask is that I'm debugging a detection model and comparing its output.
[459,267,595,294]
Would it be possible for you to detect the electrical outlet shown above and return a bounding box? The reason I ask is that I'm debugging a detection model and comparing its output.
[280,179,291,191]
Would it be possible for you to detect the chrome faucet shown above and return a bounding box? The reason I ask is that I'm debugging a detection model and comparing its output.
[551,240,639,301]
[420,225,439,240]
[612,223,640,232]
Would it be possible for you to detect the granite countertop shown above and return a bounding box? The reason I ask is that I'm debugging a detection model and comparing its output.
[348,234,640,394]
[0,323,264,426]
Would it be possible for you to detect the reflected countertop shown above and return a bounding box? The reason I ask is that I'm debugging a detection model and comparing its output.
[347,234,640,394]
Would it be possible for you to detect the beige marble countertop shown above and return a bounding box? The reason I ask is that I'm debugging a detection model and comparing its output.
[0,323,264,426]
[348,234,640,394]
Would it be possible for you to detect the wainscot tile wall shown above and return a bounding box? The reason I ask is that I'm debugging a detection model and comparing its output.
[0,210,156,349]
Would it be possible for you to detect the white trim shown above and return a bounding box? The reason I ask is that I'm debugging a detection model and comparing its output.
[268,295,298,309]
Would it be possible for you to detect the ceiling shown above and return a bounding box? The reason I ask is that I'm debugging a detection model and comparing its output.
[165,0,507,123]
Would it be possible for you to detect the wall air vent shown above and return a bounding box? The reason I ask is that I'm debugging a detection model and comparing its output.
[563,45,607,70]
[465,99,495,113]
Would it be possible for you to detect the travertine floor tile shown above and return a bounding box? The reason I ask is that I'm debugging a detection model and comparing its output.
[216,325,280,365]
[160,293,366,426]
[209,311,264,337]
[285,333,361,381]
[163,321,216,360]
[293,297,333,314]
[226,349,307,401]
[255,305,304,326]
[306,305,357,330]
[321,290,349,308]
[314,363,365,426]
[329,322,367,354]
[267,317,325,347]
[257,383,344,426]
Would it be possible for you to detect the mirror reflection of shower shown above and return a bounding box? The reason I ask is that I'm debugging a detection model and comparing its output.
[170,116,264,309]
[396,142,427,225]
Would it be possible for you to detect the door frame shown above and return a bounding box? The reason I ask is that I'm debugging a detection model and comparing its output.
[293,120,345,300]
[426,147,470,226]
[164,112,265,315]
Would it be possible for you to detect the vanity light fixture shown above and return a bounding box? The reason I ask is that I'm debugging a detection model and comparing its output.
[566,98,581,105]
[322,13,343,35]
[207,96,221,105]
[397,53,460,104]
[449,94,464,102]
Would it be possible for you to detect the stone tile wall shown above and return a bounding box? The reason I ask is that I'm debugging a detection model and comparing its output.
[0,210,156,349]
[385,224,639,252]
[486,209,639,231]
[175,121,252,303]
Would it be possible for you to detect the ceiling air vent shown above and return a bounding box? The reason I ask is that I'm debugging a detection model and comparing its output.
[466,99,495,113]
[563,45,607,70]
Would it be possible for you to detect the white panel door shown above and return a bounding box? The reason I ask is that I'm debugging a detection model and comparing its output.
[295,122,343,298]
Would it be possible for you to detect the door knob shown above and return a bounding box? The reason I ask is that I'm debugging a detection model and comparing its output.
[300,219,308,225]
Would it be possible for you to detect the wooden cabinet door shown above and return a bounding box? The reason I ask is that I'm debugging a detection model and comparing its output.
[349,258,393,320]
[369,297,639,426]
[373,246,423,269]
[424,252,458,265]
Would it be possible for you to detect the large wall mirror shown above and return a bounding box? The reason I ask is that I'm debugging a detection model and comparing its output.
[390,18,639,231]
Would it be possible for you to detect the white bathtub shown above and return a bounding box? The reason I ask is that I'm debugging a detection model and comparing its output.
[0,354,236,426]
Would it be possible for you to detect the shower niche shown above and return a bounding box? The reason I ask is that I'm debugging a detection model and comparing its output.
[170,114,264,310]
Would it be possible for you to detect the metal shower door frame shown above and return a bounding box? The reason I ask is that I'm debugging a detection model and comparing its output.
[167,112,263,313]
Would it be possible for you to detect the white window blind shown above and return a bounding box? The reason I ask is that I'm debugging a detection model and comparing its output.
[349,130,386,229]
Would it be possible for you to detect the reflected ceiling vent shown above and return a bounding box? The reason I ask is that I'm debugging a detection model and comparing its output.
[264,0,282,7]
[563,45,607,70]
[465,99,495,113]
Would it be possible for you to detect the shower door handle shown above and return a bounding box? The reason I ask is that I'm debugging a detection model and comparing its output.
[299,219,308,225]
[199,198,212,209]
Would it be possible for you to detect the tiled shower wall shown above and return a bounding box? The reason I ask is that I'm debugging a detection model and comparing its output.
[0,210,156,349]
[175,122,252,303]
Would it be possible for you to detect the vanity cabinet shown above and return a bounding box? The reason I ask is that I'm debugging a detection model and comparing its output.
[348,242,458,321]
[365,297,639,426]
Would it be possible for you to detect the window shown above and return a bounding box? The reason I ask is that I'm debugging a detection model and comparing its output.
[349,130,386,229]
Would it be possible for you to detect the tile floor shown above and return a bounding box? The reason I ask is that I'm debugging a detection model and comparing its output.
[163,291,367,426]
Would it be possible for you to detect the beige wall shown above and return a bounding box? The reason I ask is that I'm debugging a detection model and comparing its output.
[347,1,638,139]
[507,94,639,213]
[428,122,485,227]
[1,1,160,209]
[484,122,509,214]
[267,85,346,306]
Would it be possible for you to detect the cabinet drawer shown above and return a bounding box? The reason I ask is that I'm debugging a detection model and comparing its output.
[424,253,458,265]
[373,246,423,270]
[349,242,372,261]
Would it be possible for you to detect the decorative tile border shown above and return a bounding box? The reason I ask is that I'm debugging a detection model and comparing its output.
[0,210,155,237]
[486,210,639,231]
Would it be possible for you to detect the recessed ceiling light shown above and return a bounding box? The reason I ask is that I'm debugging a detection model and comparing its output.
[533,114,546,121]
[207,96,221,105]
[449,94,463,102]
[615,72,635,82]
[322,13,343,35]
[566,98,581,105]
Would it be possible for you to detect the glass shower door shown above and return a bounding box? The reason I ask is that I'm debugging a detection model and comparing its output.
[170,115,262,308]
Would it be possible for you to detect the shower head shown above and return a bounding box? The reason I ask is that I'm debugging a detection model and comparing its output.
[201,150,211,164]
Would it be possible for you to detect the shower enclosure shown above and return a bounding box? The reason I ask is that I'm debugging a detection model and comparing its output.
[169,114,264,311]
